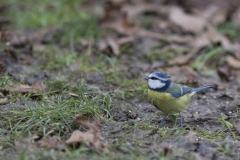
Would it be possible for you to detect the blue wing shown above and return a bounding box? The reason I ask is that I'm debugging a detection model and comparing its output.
[166,83,215,98]
[166,83,192,98]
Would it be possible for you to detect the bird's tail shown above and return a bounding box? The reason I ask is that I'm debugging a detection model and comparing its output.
[191,85,215,92]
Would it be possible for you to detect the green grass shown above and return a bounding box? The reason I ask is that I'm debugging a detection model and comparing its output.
[0,79,112,137]
[218,22,240,42]
[2,0,101,46]
[197,130,226,141]
[190,46,226,78]
[3,0,85,28]
[0,76,13,90]
[0,77,115,159]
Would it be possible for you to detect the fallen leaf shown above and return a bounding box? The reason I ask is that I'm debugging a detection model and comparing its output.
[217,66,230,81]
[207,26,232,50]
[231,7,240,25]
[97,37,120,55]
[231,44,240,60]
[8,80,47,93]
[67,92,80,97]
[227,56,240,69]
[164,66,202,84]
[117,36,134,45]
[169,6,207,34]
[193,25,232,50]
[106,38,119,55]
[28,26,57,43]
[3,30,27,47]
[105,5,193,44]
[31,134,41,141]
[65,114,109,153]
[96,36,134,55]
[137,29,193,44]
[198,5,227,26]
[65,130,87,145]
[32,80,46,91]
[74,114,98,129]
[168,49,197,65]
[122,4,169,18]
[105,12,140,36]
[5,27,57,47]
[39,136,65,150]
[14,140,38,153]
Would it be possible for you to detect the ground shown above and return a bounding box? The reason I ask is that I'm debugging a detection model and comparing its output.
[0,0,240,159]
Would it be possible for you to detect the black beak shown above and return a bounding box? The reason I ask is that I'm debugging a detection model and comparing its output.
[145,76,149,80]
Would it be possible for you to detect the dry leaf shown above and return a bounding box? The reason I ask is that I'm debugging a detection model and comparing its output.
[231,44,240,60]
[122,4,169,18]
[105,5,193,44]
[193,25,232,50]
[65,130,86,144]
[193,32,212,49]
[68,92,80,97]
[39,136,65,150]
[198,5,227,26]
[74,114,99,129]
[5,27,56,47]
[217,66,230,81]
[65,114,109,153]
[32,80,46,91]
[105,12,140,36]
[14,140,38,153]
[138,29,193,44]
[28,27,56,43]
[168,49,197,65]
[8,80,47,93]
[207,26,232,50]
[227,56,240,69]
[97,37,118,55]
[169,6,206,34]
[164,66,199,81]
[96,36,134,55]
[31,134,41,141]
[231,7,240,25]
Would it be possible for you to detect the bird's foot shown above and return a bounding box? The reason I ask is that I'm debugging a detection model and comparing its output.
[159,115,167,127]
[178,122,184,128]
[178,114,184,128]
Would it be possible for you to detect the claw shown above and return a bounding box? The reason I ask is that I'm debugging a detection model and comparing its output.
[159,115,167,127]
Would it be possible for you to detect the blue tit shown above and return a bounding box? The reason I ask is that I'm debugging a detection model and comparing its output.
[145,71,215,127]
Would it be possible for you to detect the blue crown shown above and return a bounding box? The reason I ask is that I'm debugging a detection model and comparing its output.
[151,72,169,80]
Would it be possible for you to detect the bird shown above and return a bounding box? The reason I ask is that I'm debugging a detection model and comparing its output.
[145,71,215,127]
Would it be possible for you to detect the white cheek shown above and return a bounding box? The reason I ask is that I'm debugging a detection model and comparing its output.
[148,79,166,89]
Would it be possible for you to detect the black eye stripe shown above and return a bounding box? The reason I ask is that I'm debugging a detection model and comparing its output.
[150,77,158,80]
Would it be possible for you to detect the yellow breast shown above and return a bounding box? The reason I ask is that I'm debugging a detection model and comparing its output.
[147,89,191,114]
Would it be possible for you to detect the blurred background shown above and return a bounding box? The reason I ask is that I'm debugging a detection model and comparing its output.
[1,0,240,159]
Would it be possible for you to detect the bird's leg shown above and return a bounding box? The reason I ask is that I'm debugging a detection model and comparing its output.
[159,115,167,127]
[179,113,184,128]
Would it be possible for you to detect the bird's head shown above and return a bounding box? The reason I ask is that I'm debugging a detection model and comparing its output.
[145,71,172,92]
